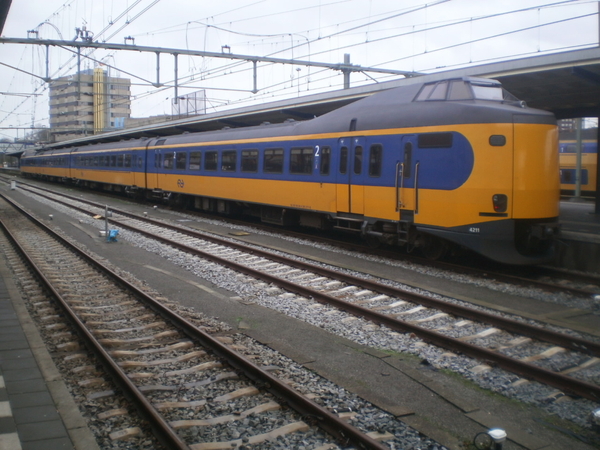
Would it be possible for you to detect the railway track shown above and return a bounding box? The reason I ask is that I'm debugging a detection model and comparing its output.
[0,194,399,450]
[5,176,599,299]
[9,182,600,406]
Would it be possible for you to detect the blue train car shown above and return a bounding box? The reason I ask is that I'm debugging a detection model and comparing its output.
[21,77,560,265]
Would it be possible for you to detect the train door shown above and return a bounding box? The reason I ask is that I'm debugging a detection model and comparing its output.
[132,150,145,188]
[145,139,161,189]
[336,136,366,215]
[396,135,419,216]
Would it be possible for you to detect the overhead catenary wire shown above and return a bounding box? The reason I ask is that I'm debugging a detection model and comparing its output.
[0,0,597,139]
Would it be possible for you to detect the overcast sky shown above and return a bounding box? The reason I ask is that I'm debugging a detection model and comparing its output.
[1,0,598,141]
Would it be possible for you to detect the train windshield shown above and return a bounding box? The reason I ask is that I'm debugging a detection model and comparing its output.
[471,82,520,104]
[415,79,523,105]
[471,83,503,100]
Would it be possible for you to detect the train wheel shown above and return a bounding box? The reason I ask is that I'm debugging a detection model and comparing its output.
[420,235,448,260]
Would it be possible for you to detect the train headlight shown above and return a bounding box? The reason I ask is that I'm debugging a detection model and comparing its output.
[492,194,508,213]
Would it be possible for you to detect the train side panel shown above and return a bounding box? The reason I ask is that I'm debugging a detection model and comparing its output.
[513,122,560,218]
[411,123,513,229]
[71,148,147,191]
[18,77,561,265]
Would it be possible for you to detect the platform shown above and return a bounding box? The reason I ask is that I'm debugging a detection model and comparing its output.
[555,198,600,273]
[0,254,98,450]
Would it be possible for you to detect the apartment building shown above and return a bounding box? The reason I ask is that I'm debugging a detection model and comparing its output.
[49,68,131,142]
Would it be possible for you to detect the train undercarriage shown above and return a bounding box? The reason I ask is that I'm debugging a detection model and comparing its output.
[21,173,558,264]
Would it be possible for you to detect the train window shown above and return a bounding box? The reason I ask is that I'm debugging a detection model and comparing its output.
[117,155,124,167]
[471,83,503,101]
[189,151,201,170]
[164,152,174,169]
[110,155,116,167]
[369,144,383,177]
[416,81,450,101]
[290,147,313,174]
[428,82,448,100]
[93,157,99,166]
[489,135,506,146]
[339,146,348,174]
[353,146,363,175]
[418,133,453,148]
[155,139,166,146]
[124,154,132,168]
[264,148,284,173]
[415,84,435,101]
[205,151,218,171]
[448,80,473,100]
[138,156,143,168]
[176,152,187,170]
[320,146,331,175]
[155,154,161,168]
[241,150,258,173]
[222,150,237,172]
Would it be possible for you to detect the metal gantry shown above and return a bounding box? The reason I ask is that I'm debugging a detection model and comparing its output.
[0,37,420,103]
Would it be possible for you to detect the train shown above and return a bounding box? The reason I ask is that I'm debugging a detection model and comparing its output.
[20,76,560,265]
[559,140,597,196]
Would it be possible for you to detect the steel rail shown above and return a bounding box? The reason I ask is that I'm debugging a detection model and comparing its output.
[12,180,600,297]
[13,183,600,391]
[105,215,600,401]
[0,204,192,450]
[92,199,600,359]
[11,182,600,355]
[0,193,389,450]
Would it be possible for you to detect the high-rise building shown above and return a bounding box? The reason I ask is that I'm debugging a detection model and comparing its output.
[49,68,131,142]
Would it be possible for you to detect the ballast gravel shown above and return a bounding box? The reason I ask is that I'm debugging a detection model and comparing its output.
[20,190,600,432]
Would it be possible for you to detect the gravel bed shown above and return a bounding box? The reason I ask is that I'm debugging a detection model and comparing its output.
[0,205,446,449]
[120,224,600,429]
[18,190,600,431]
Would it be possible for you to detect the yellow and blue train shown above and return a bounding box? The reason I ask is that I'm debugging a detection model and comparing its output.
[21,76,560,264]
[559,140,597,196]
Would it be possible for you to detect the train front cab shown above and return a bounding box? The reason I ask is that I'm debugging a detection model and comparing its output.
[407,116,559,265]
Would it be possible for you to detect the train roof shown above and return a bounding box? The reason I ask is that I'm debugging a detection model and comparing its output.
[24,76,555,155]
